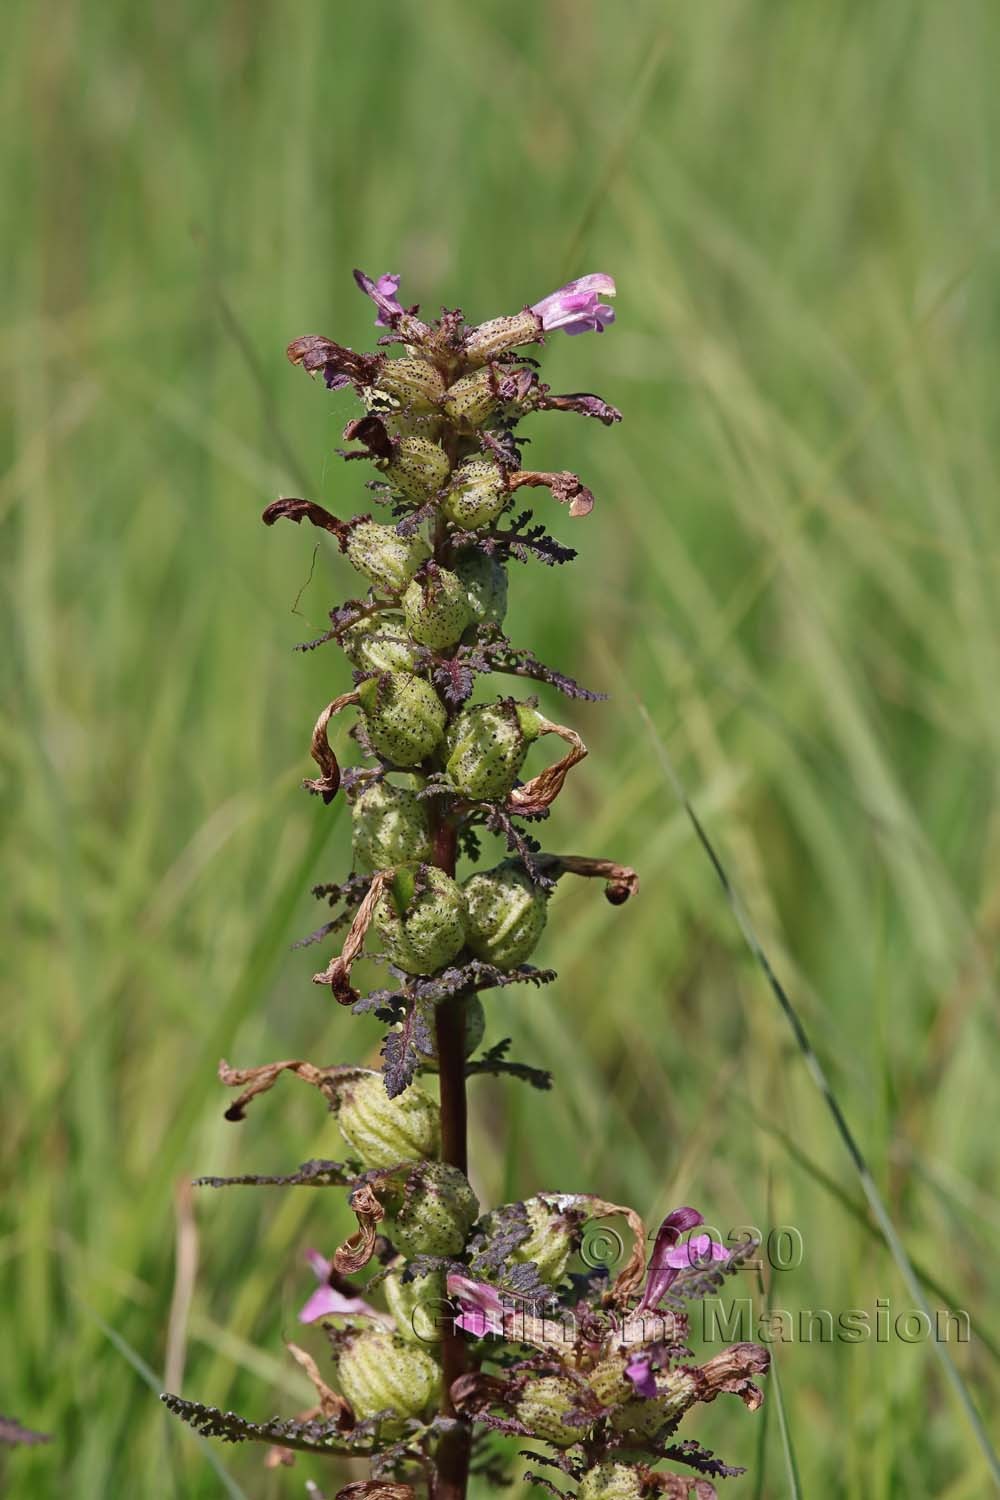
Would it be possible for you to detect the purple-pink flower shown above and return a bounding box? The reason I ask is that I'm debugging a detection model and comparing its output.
[624,1351,658,1399]
[446,1272,505,1338]
[532,273,617,336]
[354,269,404,327]
[298,1248,378,1324]
[638,1207,731,1313]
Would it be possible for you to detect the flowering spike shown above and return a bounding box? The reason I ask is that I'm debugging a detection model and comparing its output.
[170,266,771,1500]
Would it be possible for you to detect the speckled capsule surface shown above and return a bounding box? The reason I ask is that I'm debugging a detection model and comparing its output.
[444,700,543,800]
[578,1462,645,1500]
[402,567,474,649]
[357,673,446,766]
[390,1161,480,1258]
[335,1070,440,1169]
[510,1196,574,1284]
[373,864,468,975]
[516,1375,587,1448]
[453,548,508,628]
[442,368,498,427]
[384,1268,447,1344]
[461,860,548,968]
[609,1370,696,1437]
[382,436,451,502]
[335,1328,441,1432]
[374,356,446,413]
[346,522,431,593]
[441,457,508,529]
[341,615,424,675]
[351,778,433,873]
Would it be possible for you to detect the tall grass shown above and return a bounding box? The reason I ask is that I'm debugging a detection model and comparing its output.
[3,1,999,1495]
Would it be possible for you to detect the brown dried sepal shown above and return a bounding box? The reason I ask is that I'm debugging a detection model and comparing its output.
[507,468,595,518]
[304,693,360,804]
[693,1343,770,1412]
[286,335,382,389]
[285,1342,355,1429]
[541,854,640,905]
[333,1182,386,1275]
[218,1057,342,1122]
[312,872,390,1004]
[341,415,396,464]
[508,719,587,816]
[262,497,352,549]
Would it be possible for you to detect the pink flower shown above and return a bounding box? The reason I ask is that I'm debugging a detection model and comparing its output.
[637,1207,731,1313]
[624,1351,658,1399]
[353,269,404,327]
[298,1248,378,1325]
[532,273,617,336]
[445,1273,505,1338]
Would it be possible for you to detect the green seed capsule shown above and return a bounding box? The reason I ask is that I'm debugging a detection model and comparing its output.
[453,548,508,628]
[384,1269,447,1344]
[609,1369,697,1438]
[516,1375,587,1448]
[444,701,544,800]
[578,1462,645,1500]
[442,369,498,426]
[346,522,431,593]
[373,864,467,975]
[587,1353,633,1408]
[441,459,507,529]
[461,860,548,969]
[342,616,423,675]
[402,568,474,650]
[381,437,451,502]
[335,1329,441,1433]
[374,357,446,413]
[511,1197,575,1285]
[351,778,433,873]
[335,1070,440,1169]
[405,993,486,1070]
[390,1161,480,1258]
[358,674,446,766]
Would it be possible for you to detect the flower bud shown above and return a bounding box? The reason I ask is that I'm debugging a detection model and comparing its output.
[346,522,431,594]
[352,778,433,872]
[406,993,486,1070]
[373,864,467,975]
[357,673,446,766]
[516,1375,588,1448]
[442,369,499,427]
[462,860,548,969]
[342,616,423,675]
[335,1328,441,1432]
[384,1269,446,1344]
[390,1161,480,1257]
[441,459,508,529]
[453,548,508,627]
[334,1070,440,1169]
[578,1462,645,1500]
[444,701,544,800]
[401,569,473,651]
[381,437,451,502]
[373,357,446,413]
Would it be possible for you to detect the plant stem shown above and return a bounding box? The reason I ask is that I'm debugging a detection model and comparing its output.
[429,715,471,1500]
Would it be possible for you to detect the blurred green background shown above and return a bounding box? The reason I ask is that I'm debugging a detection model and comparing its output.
[4,1,1000,1495]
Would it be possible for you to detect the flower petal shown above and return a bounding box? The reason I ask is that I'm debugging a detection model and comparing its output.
[663,1232,732,1270]
[638,1206,705,1311]
[354,268,404,327]
[299,1284,376,1325]
[625,1352,658,1400]
[531,274,617,336]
